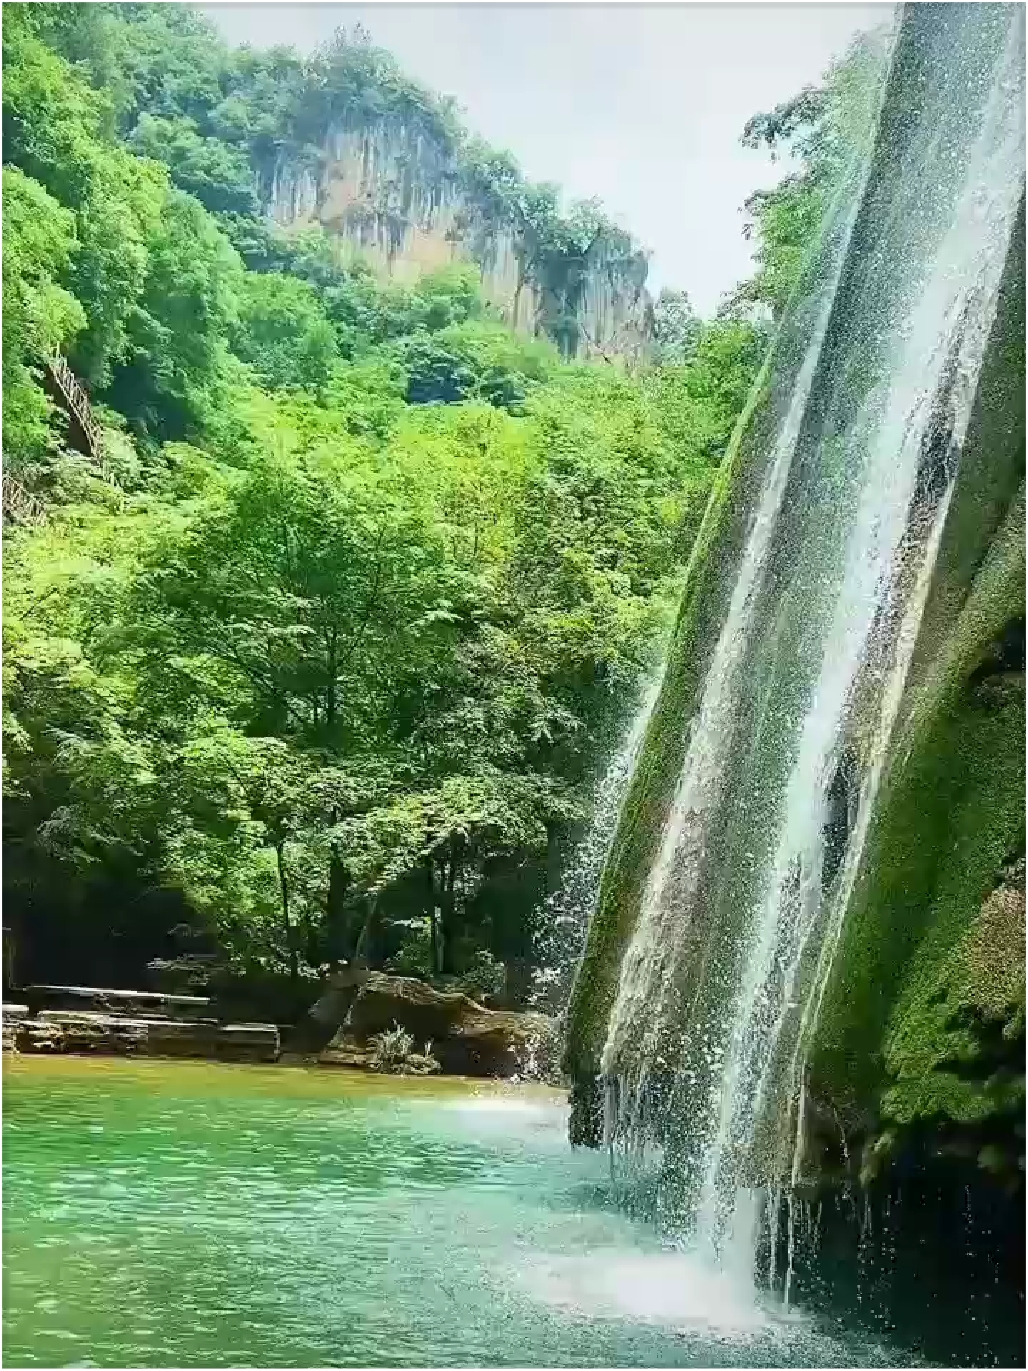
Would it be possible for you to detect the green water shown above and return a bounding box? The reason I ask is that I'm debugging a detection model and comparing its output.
[3,1056,908,1368]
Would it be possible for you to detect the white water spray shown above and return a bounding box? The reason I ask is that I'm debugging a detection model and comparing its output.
[532,663,666,1014]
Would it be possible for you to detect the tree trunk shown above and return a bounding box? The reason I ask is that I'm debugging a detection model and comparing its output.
[352,895,378,968]
[440,841,459,975]
[327,814,351,959]
[276,839,297,982]
[325,625,338,732]
[426,857,443,975]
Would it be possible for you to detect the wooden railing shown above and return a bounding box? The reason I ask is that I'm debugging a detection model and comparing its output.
[3,353,112,528]
[45,351,107,472]
[2,473,47,526]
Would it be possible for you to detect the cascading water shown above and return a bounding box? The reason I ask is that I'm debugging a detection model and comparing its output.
[532,663,667,1016]
[593,0,1026,1291]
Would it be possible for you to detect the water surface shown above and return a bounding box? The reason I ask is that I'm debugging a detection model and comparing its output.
[3,1056,909,1367]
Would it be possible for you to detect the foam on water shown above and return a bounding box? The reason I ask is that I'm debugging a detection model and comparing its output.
[517,1248,774,1337]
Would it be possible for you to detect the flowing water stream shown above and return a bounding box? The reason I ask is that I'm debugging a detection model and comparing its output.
[532,664,667,1016]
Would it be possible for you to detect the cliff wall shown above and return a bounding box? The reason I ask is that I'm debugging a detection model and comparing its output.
[260,117,653,362]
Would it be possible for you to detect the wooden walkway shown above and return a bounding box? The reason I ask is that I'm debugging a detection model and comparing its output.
[3,352,110,526]
[45,351,107,470]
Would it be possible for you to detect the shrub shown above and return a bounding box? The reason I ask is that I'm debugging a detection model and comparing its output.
[458,949,506,1004]
[368,1021,440,1075]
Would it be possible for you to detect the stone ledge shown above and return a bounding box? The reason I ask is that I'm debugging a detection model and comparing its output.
[5,1009,280,1062]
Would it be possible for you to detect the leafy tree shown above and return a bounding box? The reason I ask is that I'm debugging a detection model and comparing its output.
[130,112,258,216]
[731,25,892,319]
[230,272,338,394]
[652,287,701,364]
[109,189,243,439]
[1,168,86,468]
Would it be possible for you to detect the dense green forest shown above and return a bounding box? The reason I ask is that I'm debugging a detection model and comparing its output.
[2,4,863,1014]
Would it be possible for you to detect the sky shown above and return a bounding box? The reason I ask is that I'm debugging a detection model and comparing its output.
[203,3,888,316]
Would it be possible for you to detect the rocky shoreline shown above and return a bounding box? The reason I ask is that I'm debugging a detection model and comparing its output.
[2,974,556,1081]
[2,994,281,1063]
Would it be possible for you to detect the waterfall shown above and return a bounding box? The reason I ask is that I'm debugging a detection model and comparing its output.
[532,663,667,1015]
[594,1,1026,1279]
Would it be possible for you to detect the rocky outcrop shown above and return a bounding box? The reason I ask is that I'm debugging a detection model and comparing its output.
[307,964,369,1035]
[9,1011,280,1062]
[262,118,652,363]
[7,986,281,1062]
[24,984,212,1020]
[319,971,554,1078]
[2,1003,28,1053]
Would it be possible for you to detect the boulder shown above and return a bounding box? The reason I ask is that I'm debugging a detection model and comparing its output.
[308,964,369,1025]
[319,972,554,1078]
[318,1039,376,1070]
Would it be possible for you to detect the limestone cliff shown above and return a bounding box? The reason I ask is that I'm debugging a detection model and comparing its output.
[259,117,652,363]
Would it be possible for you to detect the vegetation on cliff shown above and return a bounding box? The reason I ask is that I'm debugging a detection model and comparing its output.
[14,3,651,362]
[2,3,765,1009]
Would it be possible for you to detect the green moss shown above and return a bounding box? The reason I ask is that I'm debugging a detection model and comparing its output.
[808,201,1026,1139]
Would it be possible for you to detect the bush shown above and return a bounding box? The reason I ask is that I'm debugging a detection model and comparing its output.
[368,1021,440,1075]
[384,919,434,978]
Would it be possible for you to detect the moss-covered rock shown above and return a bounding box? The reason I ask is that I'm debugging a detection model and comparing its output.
[807,199,1025,1179]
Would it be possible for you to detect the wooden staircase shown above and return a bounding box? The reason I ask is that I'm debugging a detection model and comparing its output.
[44,351,107,470]
[3,352,110,526]
[1,474,46,526]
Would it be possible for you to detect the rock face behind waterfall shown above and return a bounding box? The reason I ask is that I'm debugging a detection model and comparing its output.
[564,0,1026,1216]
